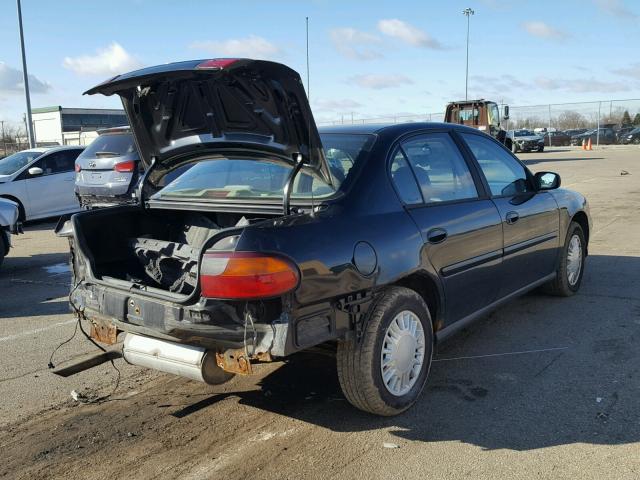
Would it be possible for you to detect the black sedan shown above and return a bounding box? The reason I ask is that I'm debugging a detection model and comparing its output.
[620,127,640,144]
[59,59,592,416]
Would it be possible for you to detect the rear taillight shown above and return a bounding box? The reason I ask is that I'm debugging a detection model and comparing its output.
[114,160,136,172]
[196,59,239,70]
[75,163,81,172]
[200,252,299,299]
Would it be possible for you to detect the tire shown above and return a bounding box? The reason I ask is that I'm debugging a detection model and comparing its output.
[0,233,6,269]
[336,286,434,416]
[538,145,545,152]
[633,138,640,145]
[543,221,586,296]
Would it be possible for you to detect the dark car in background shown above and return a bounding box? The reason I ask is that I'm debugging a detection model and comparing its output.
[506,129,545,152]
[543,130,571,147]
[59,59,591,416]
[564,128,588,138]
[571,128,616,146]
[616,126,637,143]
[74,126,141,208]
[620,127,640,144]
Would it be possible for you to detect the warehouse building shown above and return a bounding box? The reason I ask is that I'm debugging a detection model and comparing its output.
[30,106,128,146]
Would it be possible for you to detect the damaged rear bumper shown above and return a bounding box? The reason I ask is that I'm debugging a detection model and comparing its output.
[71,281,293,360]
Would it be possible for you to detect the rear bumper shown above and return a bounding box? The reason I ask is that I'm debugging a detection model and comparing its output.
[70,280,298,357]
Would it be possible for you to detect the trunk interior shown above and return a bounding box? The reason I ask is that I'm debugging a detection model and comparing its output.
[75,207,278,297]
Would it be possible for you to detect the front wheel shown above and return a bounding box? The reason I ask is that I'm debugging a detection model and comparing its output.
[543,221,586,296]
[337,287,434,416]
[538,145,545,152]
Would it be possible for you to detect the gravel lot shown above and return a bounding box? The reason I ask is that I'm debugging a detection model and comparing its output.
[1,147,639,480]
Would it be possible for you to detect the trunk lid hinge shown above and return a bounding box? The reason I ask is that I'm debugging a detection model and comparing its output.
[137,156,157,209]
[282,153,305,216]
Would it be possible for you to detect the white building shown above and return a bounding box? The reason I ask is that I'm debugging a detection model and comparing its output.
[30,106,128,146]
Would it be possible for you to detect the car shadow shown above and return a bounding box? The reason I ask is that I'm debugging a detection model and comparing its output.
[174,254,640,451]
[521,157,604,166]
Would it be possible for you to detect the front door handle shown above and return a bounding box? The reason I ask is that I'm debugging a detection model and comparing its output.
[506,211,520,224]
[427,228,448,244]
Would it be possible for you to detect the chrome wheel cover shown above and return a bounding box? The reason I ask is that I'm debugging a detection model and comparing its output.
[380,310,426,397]
[567,234,583,286]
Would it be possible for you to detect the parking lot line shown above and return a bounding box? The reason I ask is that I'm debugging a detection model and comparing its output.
[0,319,76,343]
[433,346,569,362]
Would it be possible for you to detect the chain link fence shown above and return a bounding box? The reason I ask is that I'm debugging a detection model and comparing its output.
[318,98,640,146]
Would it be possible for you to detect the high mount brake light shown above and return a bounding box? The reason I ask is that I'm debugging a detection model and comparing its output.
[196,59,239,70]
[200,252,299,300]
[114,160,136,172]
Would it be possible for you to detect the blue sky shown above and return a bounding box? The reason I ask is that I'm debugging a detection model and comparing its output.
[0,0,639,127]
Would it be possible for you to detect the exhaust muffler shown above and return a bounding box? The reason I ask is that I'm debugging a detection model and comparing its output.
[123,334,233,385]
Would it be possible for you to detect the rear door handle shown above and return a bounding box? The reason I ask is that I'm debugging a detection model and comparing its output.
[427,228,448,244]
[506,211,520,224]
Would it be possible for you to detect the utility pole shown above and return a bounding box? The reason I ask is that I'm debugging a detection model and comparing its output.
[16,0,35,148]
[462,8,475,101]
[305,16,310,101]
[1,120,6,156]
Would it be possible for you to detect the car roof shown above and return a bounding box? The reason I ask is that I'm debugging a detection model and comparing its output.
[20,145,84,154]
[318,122,476,136]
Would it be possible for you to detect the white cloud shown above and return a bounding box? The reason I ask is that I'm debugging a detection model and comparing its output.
[522,21,568,40]
[377,19,444,49]
[189,35,280,59]
[63,42,142,76]
[0,62,51,94]
[594,0,638,18]
[349,74,413,89]
[329,28,382,60]
[614,63,640,79]
[313,98,363,111]
[534,76,630,93]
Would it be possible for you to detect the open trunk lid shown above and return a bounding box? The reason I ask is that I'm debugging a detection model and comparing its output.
[84,59,332,188]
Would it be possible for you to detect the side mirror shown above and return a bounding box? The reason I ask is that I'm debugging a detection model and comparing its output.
[535,171,561,190]
[503,105,510,120]
[28,167,44,176]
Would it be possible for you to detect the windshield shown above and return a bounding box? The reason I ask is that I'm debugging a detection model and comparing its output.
[514,130,535,137]
[78,133,138,159]
[153,133,376,201]
[0,150,42,176]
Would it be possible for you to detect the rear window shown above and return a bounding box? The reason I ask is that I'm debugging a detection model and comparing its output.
[78,133,138,159]
[153,133,375,201]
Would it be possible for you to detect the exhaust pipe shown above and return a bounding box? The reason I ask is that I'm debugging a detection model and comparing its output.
[123,334,233,385]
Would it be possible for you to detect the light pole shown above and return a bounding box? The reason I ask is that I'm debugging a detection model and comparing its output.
[462,7,475,101]
[16,0,35,148]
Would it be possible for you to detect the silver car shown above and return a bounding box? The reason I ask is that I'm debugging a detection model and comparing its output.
[74,126,142,208]
[0,146,84,221]
[0,197,19,267]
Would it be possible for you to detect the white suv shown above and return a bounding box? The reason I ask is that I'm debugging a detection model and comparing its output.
[0,146,84,221]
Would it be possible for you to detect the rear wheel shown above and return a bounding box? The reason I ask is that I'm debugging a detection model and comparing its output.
[543,221,586,296]
[0,234,6,268]
[336,287,434,416]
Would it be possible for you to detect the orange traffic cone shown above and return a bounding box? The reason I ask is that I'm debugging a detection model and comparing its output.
[587,138,593,150]
[582,139,586,150]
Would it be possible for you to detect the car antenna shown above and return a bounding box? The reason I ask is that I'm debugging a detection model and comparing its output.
[306,15,316,215]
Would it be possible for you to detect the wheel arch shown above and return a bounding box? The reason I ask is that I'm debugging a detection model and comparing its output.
[0,194,25,222]
[392,271,444,333]
[571,210,590,252]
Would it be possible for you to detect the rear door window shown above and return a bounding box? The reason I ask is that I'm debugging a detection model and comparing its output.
[390,150,422,205]
[401,133,478,203]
